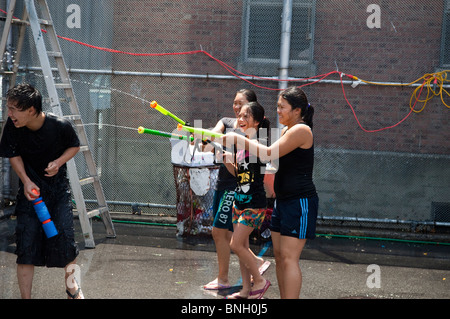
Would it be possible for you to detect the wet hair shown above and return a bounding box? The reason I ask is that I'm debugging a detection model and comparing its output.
[279,86,314,129]
[237,89,257,103]
[6,83,42,115]
[244,101,270,141]
[245,101,269,129]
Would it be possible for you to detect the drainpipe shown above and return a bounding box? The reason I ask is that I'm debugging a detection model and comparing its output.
[278,0,293,128]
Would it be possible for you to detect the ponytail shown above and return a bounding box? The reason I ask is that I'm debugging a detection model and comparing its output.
[259,116,270,130]
[303,103,314,129]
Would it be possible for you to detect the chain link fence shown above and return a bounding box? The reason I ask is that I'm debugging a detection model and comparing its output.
[1,0,449,236]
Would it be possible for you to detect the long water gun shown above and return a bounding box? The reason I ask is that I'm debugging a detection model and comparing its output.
[177,123,224,138]
[138,125,222,148]
[150,101,186,125]
[137,126,193,141]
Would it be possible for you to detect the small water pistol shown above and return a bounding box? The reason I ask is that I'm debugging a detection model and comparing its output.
[31,189,58,238]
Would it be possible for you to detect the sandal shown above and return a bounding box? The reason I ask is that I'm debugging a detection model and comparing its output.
[248,279,271,299]
[204,280,232,290]
[66,287,84,299]
[258,260,271,275]
[225,292,248,299]
[66,277,85,300]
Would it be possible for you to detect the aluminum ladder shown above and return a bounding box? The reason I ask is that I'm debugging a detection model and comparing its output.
[0,0,116,248]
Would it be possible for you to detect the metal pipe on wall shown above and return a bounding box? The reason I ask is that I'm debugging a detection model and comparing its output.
[277,0,293,128]
[319,215,450,228]
[21,67,450,89]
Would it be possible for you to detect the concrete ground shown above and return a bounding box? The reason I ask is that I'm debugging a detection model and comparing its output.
[1,213,449,303]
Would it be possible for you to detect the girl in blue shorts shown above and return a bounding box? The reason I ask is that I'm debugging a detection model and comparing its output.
[222,87,318,299]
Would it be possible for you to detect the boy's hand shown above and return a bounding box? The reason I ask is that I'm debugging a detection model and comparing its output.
[44,160,60,177]
[24,183,40,201]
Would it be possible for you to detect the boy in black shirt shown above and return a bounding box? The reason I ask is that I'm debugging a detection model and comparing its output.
[0,83,82,298]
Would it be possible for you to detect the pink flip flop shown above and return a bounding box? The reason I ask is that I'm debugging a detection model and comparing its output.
[203,280,232,290]
[248,279,271,299]
[258,260,271,275]
[225,292,248,299]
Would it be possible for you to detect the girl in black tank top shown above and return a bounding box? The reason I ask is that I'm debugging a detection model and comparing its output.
[274,127,317,200]
[220,87,318,299]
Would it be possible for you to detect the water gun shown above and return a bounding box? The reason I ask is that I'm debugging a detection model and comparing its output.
[150,101,186,125]
[138,126,193,141]
[31,189,58,238]
[177,123,224,139]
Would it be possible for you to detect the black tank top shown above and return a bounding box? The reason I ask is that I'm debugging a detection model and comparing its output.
[274,141,317,200]
[215,118,237,191]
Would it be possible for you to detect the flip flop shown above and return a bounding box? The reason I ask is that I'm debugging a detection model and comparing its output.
[203,280,232,290]
[258,260,271,275]
[66,276,84,299]
[66,287,84,299]
[248,279,271,299]
[225,292,248,299]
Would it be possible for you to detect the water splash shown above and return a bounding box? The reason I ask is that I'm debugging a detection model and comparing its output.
[78,123,137,131]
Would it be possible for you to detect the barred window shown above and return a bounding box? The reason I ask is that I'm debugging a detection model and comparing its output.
[441,0,450,66]
[239,0,316,77]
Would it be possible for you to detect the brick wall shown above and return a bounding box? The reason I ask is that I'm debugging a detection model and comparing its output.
[314,1,443,80]
[312,0,448,155]
[110,0,449,155]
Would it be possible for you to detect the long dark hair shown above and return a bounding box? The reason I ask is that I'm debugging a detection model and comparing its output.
[237,88,257,103]
[279,87,314,129]
[245,101,270,141]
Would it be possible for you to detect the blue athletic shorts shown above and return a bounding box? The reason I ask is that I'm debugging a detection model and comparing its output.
[212,189,235,232]
[270,195,319,239]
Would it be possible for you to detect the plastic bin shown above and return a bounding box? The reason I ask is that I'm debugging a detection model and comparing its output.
[173,164,219,236]
[170,137,219,236]
[170,137,276,238]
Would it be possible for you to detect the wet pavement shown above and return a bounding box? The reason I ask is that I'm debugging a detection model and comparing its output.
[1,214,449,301]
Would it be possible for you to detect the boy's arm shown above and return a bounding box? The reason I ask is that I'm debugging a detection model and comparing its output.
[9,156,39,201]
[44,146,80,177]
